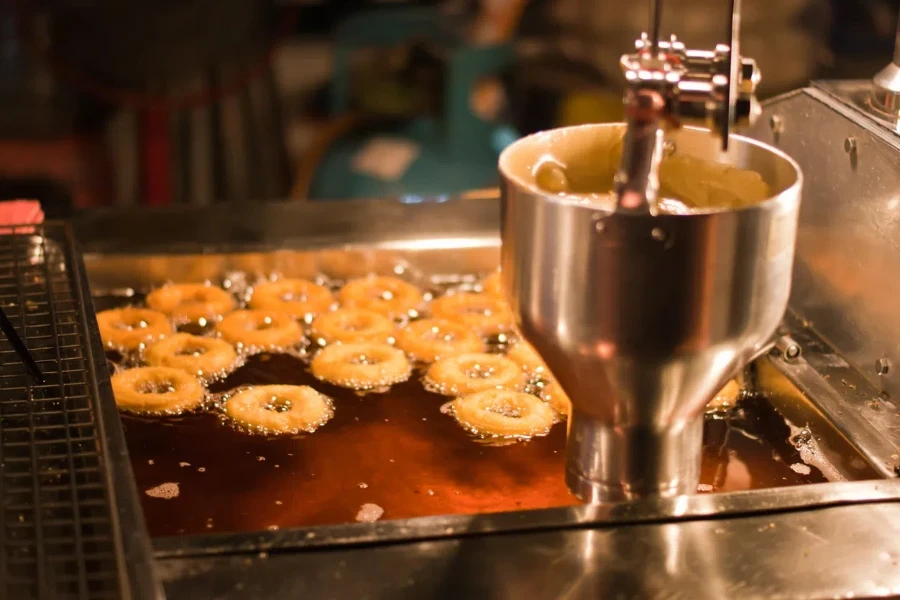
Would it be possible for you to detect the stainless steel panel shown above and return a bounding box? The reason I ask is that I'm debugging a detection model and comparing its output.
[747,87,900,410]
[156,500,900,599]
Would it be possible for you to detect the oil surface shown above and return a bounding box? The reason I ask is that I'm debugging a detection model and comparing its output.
[117,351,828,537]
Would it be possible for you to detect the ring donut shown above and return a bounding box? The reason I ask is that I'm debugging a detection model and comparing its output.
[707,379,741,412]
[540,380,571,417]
[311,342,411,390]
[146,283,235,324]
[250,279,334,319]
[424,352,524,396]
[451,389,556,438]
[224,385,334,435]
[338,276,424,320]
[97,308,172,351]
[216,309,304,351]
[430,293,514,337]
[310,308,395,345]
[481,271,503,297]
[144,333,239,379]
[395,318,484,363]
[507,341,548,376]
[111,366,205,414]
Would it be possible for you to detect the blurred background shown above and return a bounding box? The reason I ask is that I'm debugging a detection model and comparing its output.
[0,0,896,214]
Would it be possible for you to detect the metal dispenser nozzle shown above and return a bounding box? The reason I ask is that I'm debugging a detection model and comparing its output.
[499,0,802,504]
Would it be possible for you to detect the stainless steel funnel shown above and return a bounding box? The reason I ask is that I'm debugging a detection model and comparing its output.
[499,123,803,502]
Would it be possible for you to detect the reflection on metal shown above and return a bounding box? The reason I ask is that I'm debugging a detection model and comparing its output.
[156,500,900,599]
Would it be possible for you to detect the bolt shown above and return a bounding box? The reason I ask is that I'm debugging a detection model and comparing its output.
[775,335,801,361]
[769,115,784,133]
[844,137,857,153]
[876,358,891,376]
[768,115,784,144]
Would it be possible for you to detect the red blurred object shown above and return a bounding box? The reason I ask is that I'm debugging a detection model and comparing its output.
[140,108,172,207]
[0,136,113,209]
[0,199,44,234]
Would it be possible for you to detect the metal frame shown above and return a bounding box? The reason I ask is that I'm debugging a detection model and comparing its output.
[71,185,900,596]
[0,223,162,600]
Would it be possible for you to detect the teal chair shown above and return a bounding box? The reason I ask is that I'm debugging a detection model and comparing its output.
[309,7,519,201]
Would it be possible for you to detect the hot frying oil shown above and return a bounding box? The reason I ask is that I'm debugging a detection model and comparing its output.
[118,350,830,537]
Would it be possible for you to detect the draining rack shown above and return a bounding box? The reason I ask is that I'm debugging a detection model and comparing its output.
[0,223,161,599]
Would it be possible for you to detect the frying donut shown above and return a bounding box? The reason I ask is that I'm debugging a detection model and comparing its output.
[249,278,334,319]
[144,333,239,379]
[451,390,556,438]
[310,342,411,390]
[507,341,548,376]
[310,308,395,345]
[97,307,172,351]
[430,293,514,337]
[395,318,484,363]
[146,283,235,324]
[707,379,742,412]
[424,352,524,396]
[338,275,425,320]
[540,380,571,417]
[481,271,502,297]
[111,366,205,414]
[224,385,334,435]
[216,309,304,351]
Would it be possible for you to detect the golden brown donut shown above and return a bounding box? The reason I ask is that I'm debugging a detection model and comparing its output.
[507,341,548,377]
[451,390,556,438]
[424,352,524,396]
[310,308,395,345]
[481,271,502,297]
[249,278,334,319]
[97,308,172,351]
[216,309,304,350]
[338,275,425,320]
[144,333,239,379]
[310,342,411,390]
[707,379,742,412]
[224,385,334,434]
[111,366,205,414]
[430,293,514,337]
[540,380,571,417]
[395,318,484,363]
[146,283,235,324]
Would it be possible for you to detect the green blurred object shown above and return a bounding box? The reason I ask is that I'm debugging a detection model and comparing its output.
[306,7,520,201]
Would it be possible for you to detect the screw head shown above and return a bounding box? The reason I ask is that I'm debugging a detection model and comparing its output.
[735,97,761,127]
[769,115,784,134]
[739,58,760,94]
[876,358,891,375]
[844,137,857,153]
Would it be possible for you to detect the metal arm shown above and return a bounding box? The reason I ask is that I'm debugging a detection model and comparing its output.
[613,0,761,214]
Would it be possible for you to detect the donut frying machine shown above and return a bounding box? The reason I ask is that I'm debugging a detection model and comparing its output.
[4,0,900,597]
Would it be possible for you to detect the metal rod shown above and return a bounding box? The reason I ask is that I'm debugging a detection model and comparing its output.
[649,0,662,53]
[0,304,43,383]
[894,8,900,67]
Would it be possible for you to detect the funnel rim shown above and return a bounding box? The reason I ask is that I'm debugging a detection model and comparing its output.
[498,123,803,217]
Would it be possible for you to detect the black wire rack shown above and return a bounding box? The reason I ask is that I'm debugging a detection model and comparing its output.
[0,223,161,600]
